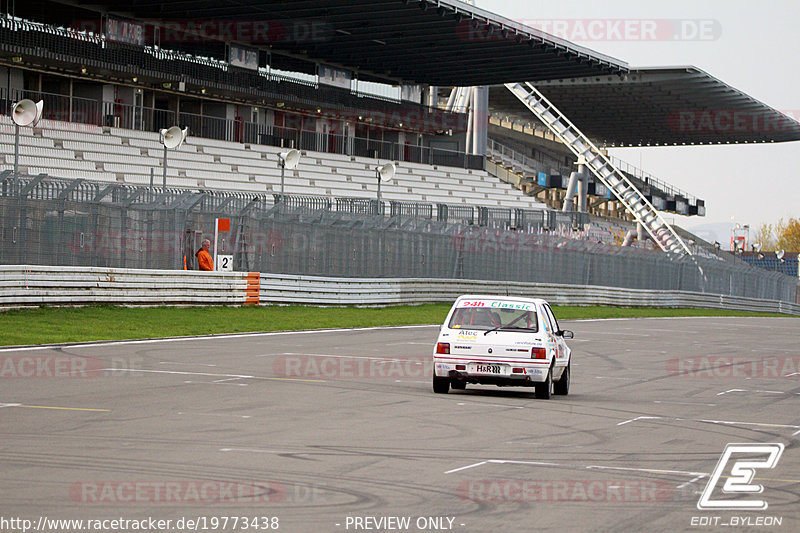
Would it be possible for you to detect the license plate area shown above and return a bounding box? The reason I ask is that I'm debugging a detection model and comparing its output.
[468,363,510,375]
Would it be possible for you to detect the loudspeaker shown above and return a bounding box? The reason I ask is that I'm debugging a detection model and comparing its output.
[12,99,44,127]
[376,162,396,182]
[279,149,301,169]
[160,126,188,149]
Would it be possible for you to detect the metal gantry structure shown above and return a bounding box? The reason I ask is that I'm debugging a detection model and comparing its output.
[505,82,693,255]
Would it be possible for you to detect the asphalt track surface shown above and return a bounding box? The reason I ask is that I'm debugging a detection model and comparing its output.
[1,317,799,533]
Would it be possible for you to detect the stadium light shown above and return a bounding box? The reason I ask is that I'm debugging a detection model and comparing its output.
[278,149,301,203]
[375,162,396,213]
[159,126,188,188]
[11,99,44,180]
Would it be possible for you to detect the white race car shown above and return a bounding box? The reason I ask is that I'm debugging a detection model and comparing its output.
[432,295,573,399]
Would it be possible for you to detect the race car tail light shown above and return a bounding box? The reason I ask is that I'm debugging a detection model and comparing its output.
[531,347,546,359]
[436,342,450,354]
[512,367,524,374]
[455,364,466,370]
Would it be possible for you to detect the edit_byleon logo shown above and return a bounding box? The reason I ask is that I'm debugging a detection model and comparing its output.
[697,443,784,511]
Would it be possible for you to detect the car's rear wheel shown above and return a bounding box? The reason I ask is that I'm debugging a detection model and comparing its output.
[433,372,450,394]
[535,365,553,399]
[554,364,570,396]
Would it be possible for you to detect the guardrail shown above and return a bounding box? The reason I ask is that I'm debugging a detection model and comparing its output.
[257,274,800,315]
[0,266,256,306]
[2,266,798,316]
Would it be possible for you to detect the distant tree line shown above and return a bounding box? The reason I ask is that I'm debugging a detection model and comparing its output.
[754,217,800,252]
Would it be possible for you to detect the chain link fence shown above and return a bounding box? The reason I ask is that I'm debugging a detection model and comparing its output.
[0,173,795,303]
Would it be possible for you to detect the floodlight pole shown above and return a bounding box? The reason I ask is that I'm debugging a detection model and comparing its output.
[13,123,20,178]
[278,157,287,215]
[376,168,382,215]
[12,123,20,192]
[279,159,286,200]
[162,144,168,189]
[376,168,381,203]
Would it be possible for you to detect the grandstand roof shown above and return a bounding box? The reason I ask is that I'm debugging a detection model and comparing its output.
[58,0,629,85]
[491,67,800,146]
[34,1,800,145]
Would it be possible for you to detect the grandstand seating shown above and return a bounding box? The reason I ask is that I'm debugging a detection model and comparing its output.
[1,116,546,209]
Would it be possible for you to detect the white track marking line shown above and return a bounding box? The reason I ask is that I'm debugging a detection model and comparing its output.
[0,324,439,353]
[0,403,22,408]
[618,416,661,426]
[617,415,800,431]
[717,388,745,395]
[110,368,255,379]
[585,465,708,476]
[184,380,248,386]
[677,475,707,489]
[275,353,407,362]
[444,461,488,474]
[159,361,217,367]
[456,401,524,410]
[654,401,717,406]
[106,368,324,383]
[444,458,707,477]
[489,460,561,467]
[178,412,251,419]
[717,388,799,396]
[219,447,302,454]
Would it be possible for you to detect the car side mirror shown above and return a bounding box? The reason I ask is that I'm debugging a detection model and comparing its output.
[558,330,574,339]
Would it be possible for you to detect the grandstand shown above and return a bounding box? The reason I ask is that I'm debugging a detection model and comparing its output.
[741,252,800,278]
[1,115,543,208]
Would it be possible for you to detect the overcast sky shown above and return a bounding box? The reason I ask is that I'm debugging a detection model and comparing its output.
[474,0,799,244]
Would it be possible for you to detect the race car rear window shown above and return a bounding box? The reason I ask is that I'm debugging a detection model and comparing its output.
[448,301,538,332]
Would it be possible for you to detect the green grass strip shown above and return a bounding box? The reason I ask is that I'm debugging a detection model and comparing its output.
[0,304,789,346]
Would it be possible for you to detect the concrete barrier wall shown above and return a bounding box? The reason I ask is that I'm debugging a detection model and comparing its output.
[1,266,798,315]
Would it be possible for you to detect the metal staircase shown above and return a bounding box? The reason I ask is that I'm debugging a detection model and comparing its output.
[504,82,692,255]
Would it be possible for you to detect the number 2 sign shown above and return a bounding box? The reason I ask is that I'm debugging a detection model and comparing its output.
[217,254,233,272]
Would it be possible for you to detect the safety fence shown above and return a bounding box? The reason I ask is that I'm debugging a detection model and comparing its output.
[1,174,796,304]
[1,266,798,315]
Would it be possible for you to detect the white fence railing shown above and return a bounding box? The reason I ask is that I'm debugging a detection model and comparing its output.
[1,266,798,315]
